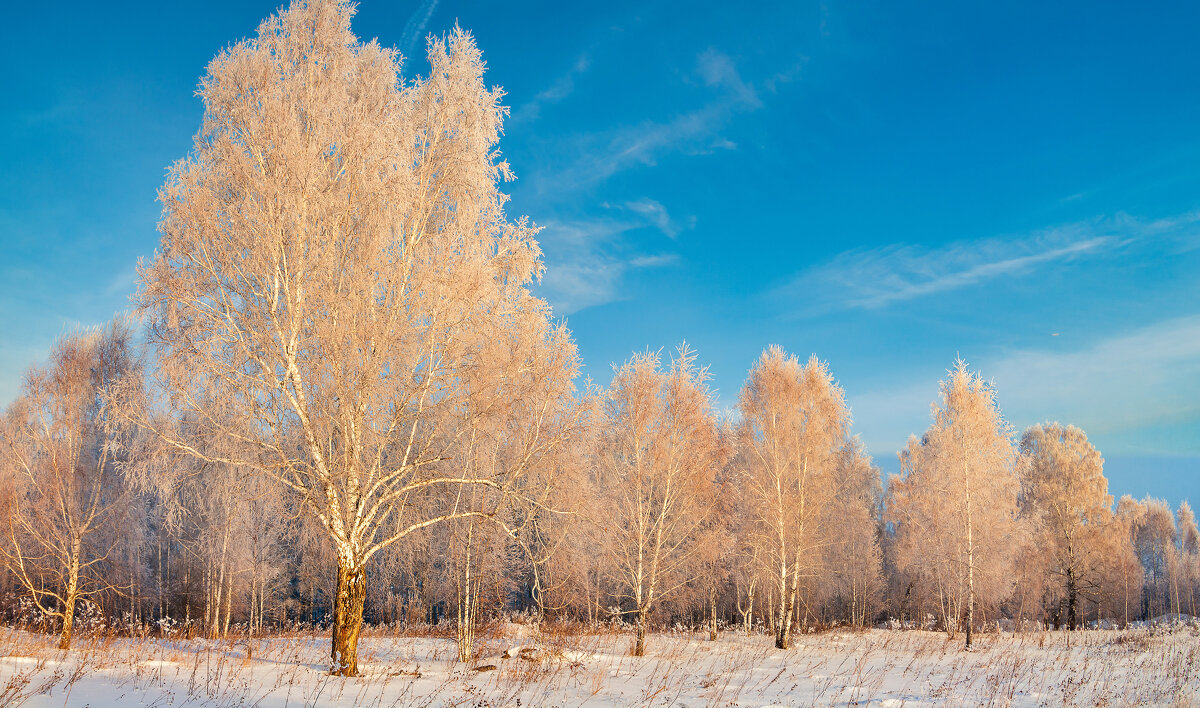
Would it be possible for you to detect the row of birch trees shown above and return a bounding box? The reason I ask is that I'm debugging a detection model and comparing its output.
[3,319,1197,663]
[1,0,1198,673]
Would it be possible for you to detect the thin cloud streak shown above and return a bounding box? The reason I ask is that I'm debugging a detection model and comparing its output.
[512,54,591,125]
[530,49,770,196]
[780,212,1200,313]
[399,0,439,60]
[852,236,1113,307]
[616,198,687,239]
[536,218,678,315]
[697,48,761,109]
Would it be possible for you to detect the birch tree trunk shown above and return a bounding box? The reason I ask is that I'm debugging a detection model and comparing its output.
[775,562,792,649]
[708,586,718,641]
[634,607,649,657]
[456,523,477,664]
[964,458,975,649]
[331,556,367,676]
[741,577,755,635]
[223,568,233,638]
[59,542,81,650]
[1066,558,1078,631]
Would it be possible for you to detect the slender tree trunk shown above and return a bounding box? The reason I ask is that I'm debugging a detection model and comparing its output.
[632,526,653,657]
[585,576,594,626]
[1123,563,1130,628]
[59,587,78,650]
[59,594,76,650]
[1066,566,1078,631]
[767,586,775,636]
[203,561,211,632]
[776,458,809,650]
[1190,569,1196,618]
[223,567,234,637]
[184,565,191,626]
[331,555,366,676]
[1170,552,1181,616]
[595,574,603,628]
[747,585,755,635]
[739,576,756,636]
[798,584,808,629]
[456,524,477,663]
[211,562,223,638]
[777,579,797,649]
[775,554,790,649]
[708,586,718,641]
[259,579,268,633]
[213,526,230,638]
[157,539,163,623]
[963,459,975,649]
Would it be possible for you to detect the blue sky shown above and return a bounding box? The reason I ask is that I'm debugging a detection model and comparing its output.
[2,1,1197,507]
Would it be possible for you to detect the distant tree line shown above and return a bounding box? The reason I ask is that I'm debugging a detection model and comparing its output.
[1,0,1197,676]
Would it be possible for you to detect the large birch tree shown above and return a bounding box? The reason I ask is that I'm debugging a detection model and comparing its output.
[138,0,581,675]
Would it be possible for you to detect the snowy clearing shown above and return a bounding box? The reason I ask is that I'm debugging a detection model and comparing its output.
[1,624,1196,707]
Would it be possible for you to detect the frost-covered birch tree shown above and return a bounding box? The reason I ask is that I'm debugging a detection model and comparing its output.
[137,0,581,675]
[1018,422,1111,630]
[827,439,884,627]
[1177,502,1199,617]
[597,346,724,656]
[0,321,145,649]
[737,347,850,649]
[1122,497,1178,619]
[887,359,1019,648]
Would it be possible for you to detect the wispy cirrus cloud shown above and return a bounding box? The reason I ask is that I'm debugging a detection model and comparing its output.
[696,48,761,109]
[811,233,1115,309]
[780,213,1200,312]
[604,197,691,239]
[532,49,770,195]
[512,54,591,126]
[628,253,679,268]
[535,194,694,314]
[536,218,677,315]
[399,0,439,60]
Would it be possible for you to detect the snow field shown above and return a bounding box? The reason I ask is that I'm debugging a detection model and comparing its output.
[1,623,1197,707]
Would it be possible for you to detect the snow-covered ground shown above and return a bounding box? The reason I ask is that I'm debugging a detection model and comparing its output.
[1,622,1197,707]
